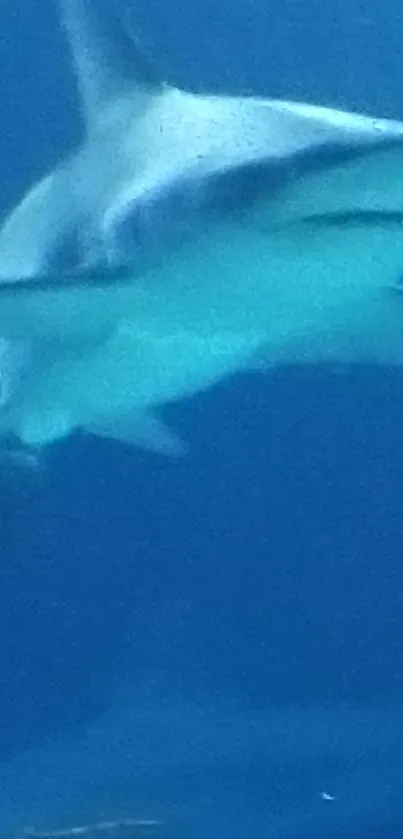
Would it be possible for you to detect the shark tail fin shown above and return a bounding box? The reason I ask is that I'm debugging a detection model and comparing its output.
[59,0,166,131]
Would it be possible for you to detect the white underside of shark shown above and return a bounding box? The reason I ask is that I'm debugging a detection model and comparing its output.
[1,0,403,456]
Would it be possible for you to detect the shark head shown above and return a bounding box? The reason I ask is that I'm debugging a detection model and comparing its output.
[1,0,403,456]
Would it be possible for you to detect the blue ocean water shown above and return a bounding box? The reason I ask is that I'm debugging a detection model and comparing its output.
[1,1,403,837]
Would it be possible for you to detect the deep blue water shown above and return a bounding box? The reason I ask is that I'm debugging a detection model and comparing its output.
[1,1,403,837]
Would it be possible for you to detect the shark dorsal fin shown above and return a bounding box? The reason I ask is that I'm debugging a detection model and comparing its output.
[60,0,165,131]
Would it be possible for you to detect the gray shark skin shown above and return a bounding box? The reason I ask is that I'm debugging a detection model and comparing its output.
[2,0,403,455]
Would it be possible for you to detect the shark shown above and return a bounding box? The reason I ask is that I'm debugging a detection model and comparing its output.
[2,0,403,456]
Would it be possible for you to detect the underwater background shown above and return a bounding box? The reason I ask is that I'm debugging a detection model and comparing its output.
[1,0,403,837]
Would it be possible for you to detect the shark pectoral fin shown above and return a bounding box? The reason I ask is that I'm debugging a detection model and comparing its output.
[85,411,188,457]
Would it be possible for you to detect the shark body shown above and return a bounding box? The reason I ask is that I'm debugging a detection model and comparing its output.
[2,0,403,454]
